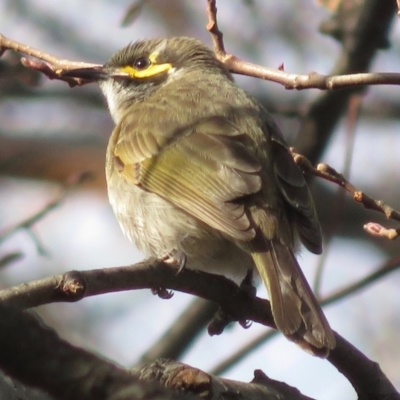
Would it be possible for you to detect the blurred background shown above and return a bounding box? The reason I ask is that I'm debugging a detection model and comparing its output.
[1,0,400,399]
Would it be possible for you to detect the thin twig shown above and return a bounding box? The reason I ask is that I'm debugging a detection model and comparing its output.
[313,94,361,295]
[292,151,400,240]
[205,0,400,90]
[0,33,101,86]
[2,26,400,90]
[0,252,24,269]
[0,172,93,244]
[206,0,226,57]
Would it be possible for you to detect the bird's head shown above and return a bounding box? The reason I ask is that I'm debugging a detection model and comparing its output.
[63,37,231,122]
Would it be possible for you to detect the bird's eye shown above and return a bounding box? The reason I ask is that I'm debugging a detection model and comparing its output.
[134,57,151,70]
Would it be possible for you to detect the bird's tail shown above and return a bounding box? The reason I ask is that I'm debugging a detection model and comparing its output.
[251,236,335,357]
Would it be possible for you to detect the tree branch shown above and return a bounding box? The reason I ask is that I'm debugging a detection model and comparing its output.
[0,260,275,329]
[137,299,218,366]
[0,306,199,400]
[137,359,316,400]
[0,305,321,400]
[211,254,400,376]
[0,33,100,86]
[293,151,400,240]
[0,2,397,92]
[0,172,92,245]
[205,0,399,90]
[1,259,400,399]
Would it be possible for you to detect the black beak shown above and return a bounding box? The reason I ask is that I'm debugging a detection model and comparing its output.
[61,66,108,81]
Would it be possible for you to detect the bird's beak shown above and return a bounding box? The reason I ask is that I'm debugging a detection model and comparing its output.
[62,66,130,81]
[61,66,108,81]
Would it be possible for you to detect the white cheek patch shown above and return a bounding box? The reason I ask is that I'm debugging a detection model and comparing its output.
[100,80,121,124]
[166,67,185,83]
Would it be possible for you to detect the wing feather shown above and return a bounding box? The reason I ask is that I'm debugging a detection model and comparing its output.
[114,117,262,241]
[271,140,322,254]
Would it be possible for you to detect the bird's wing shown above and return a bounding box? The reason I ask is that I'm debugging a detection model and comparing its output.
[112,116,262,241]
[268,122,323,254]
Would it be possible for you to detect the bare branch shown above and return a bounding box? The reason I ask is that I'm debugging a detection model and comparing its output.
[0,260,275,329]
[138,359,316,400]
[137,299,218,366]
[211,254,400,375]
[0,172,93,244]
[0,33,100,86]
[0,3,398,92]
[1,257,400,399]
[205,0,400,90]
[205,0,226,57]
[0,252,23,269]
[0,134,106,188]
[292,150,400,239]
[0,306,319,400]
[0,306,197,400]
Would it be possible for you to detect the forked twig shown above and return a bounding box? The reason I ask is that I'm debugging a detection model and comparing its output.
[205,0,400,89]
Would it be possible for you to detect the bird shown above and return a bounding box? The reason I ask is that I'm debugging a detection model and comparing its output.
[63,37,336,357]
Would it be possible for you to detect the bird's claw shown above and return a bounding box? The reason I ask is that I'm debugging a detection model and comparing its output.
[239,319,252,329]
[151,287,174,299]
[161,249,187,274]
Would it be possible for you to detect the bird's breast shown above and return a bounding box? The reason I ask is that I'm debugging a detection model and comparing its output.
[106,171,253,279]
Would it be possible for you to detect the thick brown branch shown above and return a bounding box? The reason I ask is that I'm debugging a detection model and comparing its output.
[0,260,275,329]
[211,254,400,376]
[0,306,197,400]
[0,306,318,400]
[1,259,399,399]
[138,359,316,400]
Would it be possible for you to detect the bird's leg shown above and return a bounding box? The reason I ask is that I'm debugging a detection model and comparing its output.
[240,267,257,297]
[238,268,256,328]
[208,268,256,334]
[151,249,187,299]
[207,308,235,336]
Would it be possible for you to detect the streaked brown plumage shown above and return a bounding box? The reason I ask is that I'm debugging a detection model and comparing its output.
[65,37,335,356]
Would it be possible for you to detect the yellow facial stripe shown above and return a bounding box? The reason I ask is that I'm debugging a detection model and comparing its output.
[120,63,172,78]
[148,52,159,64]
[120,52,172,80]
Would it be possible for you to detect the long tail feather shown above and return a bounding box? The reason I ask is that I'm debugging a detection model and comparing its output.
[251,239,335,357]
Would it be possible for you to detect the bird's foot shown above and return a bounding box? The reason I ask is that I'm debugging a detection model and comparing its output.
[239,319,252,329]
[240,268,257,298]
[207,269,256,334]
[161,249,187,274]
[207,308,234,336]
[151,287,174,299]
[237,268,256,329]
